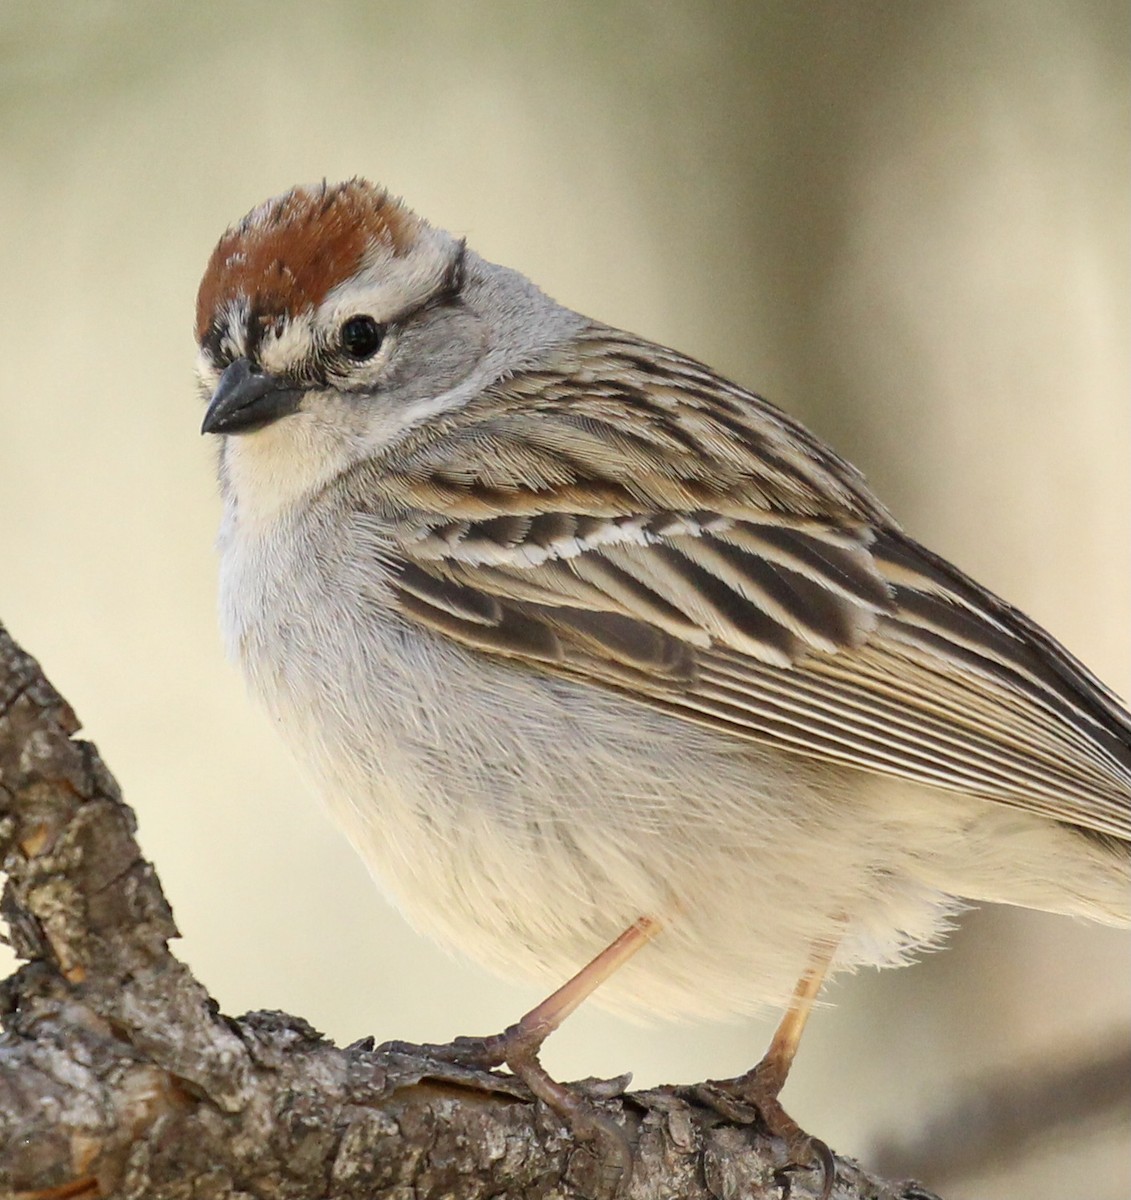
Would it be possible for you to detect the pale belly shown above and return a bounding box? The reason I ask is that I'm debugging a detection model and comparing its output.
[219,513,1124,1020]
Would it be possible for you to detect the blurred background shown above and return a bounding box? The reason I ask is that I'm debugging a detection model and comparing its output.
[1,3,1127,1197]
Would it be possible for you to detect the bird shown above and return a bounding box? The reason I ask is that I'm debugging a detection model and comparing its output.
[196,178,1131,1187]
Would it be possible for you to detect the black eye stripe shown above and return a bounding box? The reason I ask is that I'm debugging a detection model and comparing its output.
[340,315,386,360]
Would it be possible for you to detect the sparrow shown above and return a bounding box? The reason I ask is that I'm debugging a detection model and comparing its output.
[196,179,1130,1189]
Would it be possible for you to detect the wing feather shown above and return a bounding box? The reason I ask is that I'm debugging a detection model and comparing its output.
[373,323,1131,841]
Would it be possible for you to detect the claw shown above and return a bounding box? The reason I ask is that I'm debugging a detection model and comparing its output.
[377,1030,634,1194]
[695,1070,836,1200]
[692,946,840,1197]
[375,921,661,1194]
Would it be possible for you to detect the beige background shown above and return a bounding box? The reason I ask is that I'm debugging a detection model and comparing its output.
[1,3,1127,1197]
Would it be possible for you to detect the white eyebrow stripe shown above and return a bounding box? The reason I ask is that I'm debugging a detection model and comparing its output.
[258,310,317,375]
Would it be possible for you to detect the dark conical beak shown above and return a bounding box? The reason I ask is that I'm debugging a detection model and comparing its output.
[201,357,305,435]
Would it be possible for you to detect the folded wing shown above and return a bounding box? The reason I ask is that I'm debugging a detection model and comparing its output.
[380,325,1131,841]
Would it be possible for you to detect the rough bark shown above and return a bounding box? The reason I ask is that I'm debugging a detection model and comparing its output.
[0,622,938,1200]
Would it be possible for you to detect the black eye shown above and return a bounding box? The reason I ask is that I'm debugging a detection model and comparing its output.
[339,315,385,360]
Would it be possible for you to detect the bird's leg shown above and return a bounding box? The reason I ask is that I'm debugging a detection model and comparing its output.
[744,953,829,1096]
[380,916,659,1075]
[698,943,838,1200]
[379,917,661,1185]
[439,915,662,1073]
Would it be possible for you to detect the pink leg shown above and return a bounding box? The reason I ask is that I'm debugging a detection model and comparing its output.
[501,916,662,1053]
[383,915,661,1076]
[753,957,830,1094]
[380,916,662,1183]
[701,944,838,1200]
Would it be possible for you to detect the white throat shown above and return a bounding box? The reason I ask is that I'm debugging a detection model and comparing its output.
[218,415,355,529]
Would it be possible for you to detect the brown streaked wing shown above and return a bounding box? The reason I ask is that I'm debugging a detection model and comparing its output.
[381,324,1131,841]
[393,521,1131,839]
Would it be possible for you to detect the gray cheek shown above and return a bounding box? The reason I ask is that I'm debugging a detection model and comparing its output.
[380,308,489,404]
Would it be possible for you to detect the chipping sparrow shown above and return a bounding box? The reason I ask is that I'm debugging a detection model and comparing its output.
[196,180,1130,1174]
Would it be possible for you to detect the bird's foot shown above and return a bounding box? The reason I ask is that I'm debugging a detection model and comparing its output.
[377,1027,634,1191]
[694,1059,836,1200]
[377,921,660,1192]
[377,1028,514,1071]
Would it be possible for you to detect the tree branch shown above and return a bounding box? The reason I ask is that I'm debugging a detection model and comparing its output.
[0,621,937,1200]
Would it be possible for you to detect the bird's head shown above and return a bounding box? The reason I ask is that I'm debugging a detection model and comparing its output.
[195,179,572,517]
